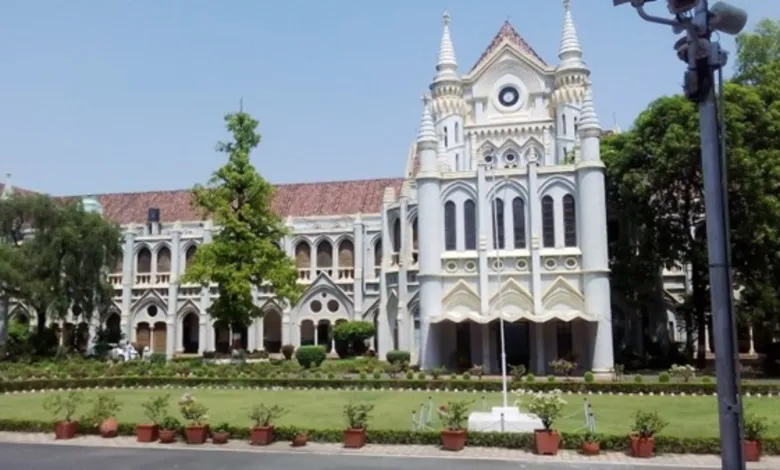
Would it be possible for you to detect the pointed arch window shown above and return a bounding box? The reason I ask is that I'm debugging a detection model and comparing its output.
[542,195,555,248]
[443,126,449,148]
[512,197,527,249]
[561,112,567,135]
[454,122,460,143]
[491,197,505,249]
[392,218,401,253]
[444,201,456,251]
[563,194,577,247]
[464,199,477,250]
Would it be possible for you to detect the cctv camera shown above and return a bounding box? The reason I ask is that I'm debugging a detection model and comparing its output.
[710,2,748,35]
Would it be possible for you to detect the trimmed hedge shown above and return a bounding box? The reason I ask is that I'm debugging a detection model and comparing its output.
[0,418,777,455]
[2,376,779,396]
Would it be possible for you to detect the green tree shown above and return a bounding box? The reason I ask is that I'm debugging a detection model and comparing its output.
[0,194,122,348]
[182,111,301,328]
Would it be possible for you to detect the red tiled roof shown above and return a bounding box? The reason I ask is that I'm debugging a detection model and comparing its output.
[470,21,547,72]
[62,178,404,225]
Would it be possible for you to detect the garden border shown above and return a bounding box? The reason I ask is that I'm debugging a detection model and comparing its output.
[0,418,777,455]
[1,377,779,397]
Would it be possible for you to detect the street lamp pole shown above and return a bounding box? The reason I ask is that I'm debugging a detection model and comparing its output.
[612,1,748,468]
[488,167,510,411]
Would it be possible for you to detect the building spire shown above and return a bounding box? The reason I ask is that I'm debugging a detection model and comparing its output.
[417,96,437,144]
[578,81,600,133]
[558,0,584,68]
[434,11,458,82]
[1,172,13,200]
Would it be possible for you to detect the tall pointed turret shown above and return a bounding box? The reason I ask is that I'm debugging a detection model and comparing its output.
[1,173,13,200]
[558,0,584,69]
[433,11,458,84]
[578,82,601,141]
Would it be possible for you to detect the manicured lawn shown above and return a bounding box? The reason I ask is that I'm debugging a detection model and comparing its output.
[1,388,778,438]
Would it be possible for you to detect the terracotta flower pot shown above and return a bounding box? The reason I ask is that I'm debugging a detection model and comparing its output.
[292,432,308,447]
[54,421,78,440]
[440,429,467,451]
[99,417,118,438]
[343,428,366,449]
[159,429,176,444]
[534,429,560,456]
[184,425,207,445]
[251,426,274,446]
[136,423,159,443]
[581,440,600,456]
[212,431,229,445]
[629,434,654,458]
[744,440,761,462]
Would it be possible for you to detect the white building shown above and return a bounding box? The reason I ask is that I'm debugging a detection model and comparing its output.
[2,4,628,375]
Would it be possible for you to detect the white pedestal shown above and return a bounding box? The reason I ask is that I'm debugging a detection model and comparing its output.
[467,406,543,433]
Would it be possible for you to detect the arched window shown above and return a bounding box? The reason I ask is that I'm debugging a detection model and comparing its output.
[137,248,152,273]
[454,122,460,143]
[338,239,354,268]
[561,112,567,135]
[316,240,333,267]
[392,218,401,253]
[444,201,456,251]
[542,195,555,248]
[443,126,449,148]
[464,199,477,250]
[411,218,418,251]
[563,194,577,247]
[156,246,171,273]
[294,241,311,268]
[491,197,505,249]
[373,240,382,267]
[512,197,527,249]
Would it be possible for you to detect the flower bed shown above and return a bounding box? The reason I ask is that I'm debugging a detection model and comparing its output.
[1,376,779,396]
[0,418,777,455]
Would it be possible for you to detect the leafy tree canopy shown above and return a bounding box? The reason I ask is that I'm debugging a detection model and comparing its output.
[182,112,301,327]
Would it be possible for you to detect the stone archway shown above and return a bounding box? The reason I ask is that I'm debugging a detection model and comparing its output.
[104,313,122,344]
[181,312,199,354]
[213,321,230,354]
[263,310,282,353]
[300,320,315,346]
[317,319,332,352]
[136,322,151,351]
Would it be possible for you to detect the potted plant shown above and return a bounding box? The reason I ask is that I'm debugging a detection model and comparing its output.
[137,394,170,442]
[179,393,209,445]
[744,414,768,462]
[158,415,180,444]
[83,394,123,438]
[43,391,84,440]
[526,390,567,455]
[291,427,308,447]
[580,430,600,455]
[249,404,286,446]
[629,410,668,458]
[439,400,472,451]
[211,422,230,445]
[343,403,374,448]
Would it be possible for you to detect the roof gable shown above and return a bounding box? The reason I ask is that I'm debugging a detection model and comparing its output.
[469,21,547,74]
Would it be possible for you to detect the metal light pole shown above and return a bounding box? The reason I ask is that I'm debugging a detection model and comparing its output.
[612,1,748,468]
[488,167,510,411]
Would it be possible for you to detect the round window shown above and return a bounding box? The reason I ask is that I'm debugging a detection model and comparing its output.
[516,259,528,271]
[147,305,158,317]
[327,300,339,313]
[445,261,458,272]
[498,85,520,107]
[545,258,557,270]
[492,260,504,271]
[565,258,578,269]
[505,153,516,162]
[464,261,477,272]
[310,300,322,313]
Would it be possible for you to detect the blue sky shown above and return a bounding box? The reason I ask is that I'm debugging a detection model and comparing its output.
[0,0,773,196]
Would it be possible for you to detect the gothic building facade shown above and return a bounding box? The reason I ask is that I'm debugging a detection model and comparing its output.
[2,4,665,374]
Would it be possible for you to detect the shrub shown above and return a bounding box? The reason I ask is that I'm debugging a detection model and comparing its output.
[547,375,556,383]
[526,390,567,431]
[439,400,472,431]
[212,422,230,433]
[372,369,382,380]
[332,321,376,357]
[178,393,208,426]
[386,350,411,365]
[469,364,484,380]
[295,345,327,369]
[701,376,713,384]
[159,415,180,431]
[659,372,671,383]
[669,364,696,383]
[634,375,643,384]
[549,359,576,380]
[584,371,595,383]
[343,403,374,430]
[406,371,415,380]
[430,367,446,380]
[281,344,295,360]
[82,393,122,427]
[141,394,170,425]
[744,414,768,441]
[249,404,285,428]
[149,353,167,366]
[631,410,668,438]
[526,373,536,383]
[510,364,526,382]
[417,372,426,380]
[43,391,83,422]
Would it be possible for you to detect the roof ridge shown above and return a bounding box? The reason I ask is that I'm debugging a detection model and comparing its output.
[469,20,547,73]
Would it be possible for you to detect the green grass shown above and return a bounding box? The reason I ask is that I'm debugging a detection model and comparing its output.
[2,388,778,438]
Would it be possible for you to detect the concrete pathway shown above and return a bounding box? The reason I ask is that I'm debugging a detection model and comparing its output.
[0,432,776,469]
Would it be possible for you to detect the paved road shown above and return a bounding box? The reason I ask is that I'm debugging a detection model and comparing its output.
[0,442,722,470]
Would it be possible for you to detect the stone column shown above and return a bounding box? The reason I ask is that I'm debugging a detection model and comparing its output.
[199,221,213,353]
[352,215,364,319]
[167,223,181,357]
[527,155,543,315]
[121,225,136,341]
[377,188,395,358]
[476,164,490,315]
[397,196,409,351]
[749,326,755,356]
